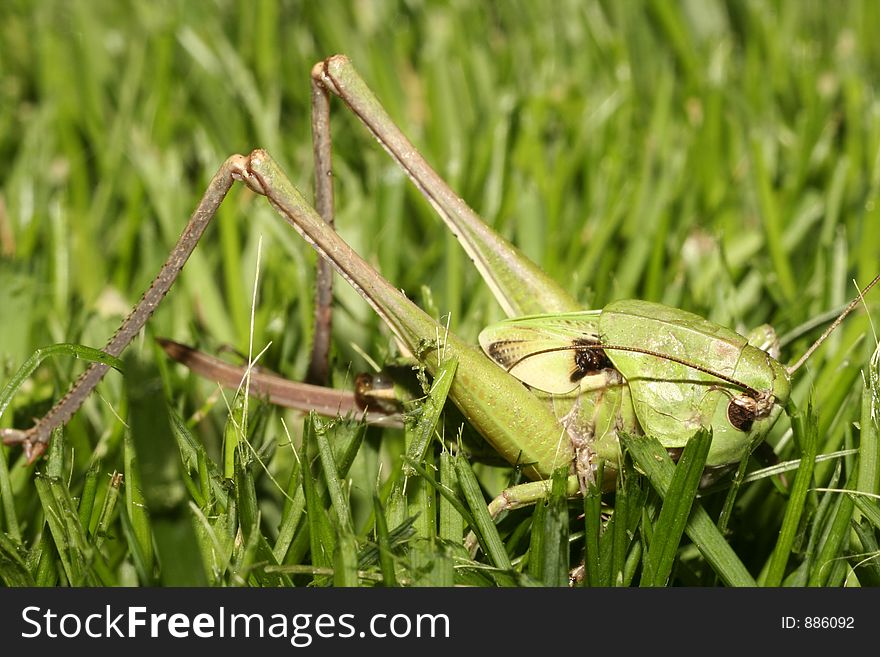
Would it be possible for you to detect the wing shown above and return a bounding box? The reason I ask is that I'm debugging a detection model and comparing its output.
[478,311,607,394]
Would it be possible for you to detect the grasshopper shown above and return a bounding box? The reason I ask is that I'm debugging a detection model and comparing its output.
[1,56,877,510]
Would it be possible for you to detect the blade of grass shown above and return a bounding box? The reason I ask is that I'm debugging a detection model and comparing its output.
[622,433,756,586]
[301,413,335,585]
[34,427,110,585]
[850,494,880,530]
[118,502,154,585]
[372,493,398,586]
[0,443,20,540]
[233,450,290,586]
[273,443,304,561]
[168,406,229,508]
[404,456,477,537]
[0,344,124,423]
[856,347,879,497]
[403,357,457,476]
[763,403,819,586]
[35,474,111,586]
[527,482,547,583]
[0,532,35,586]
[749,135,796,302]
[581,460,603,587]
[641,429,711,587]
[809,468,858,586]
[438,451,466,565]
[851,520,880,585]
[610,467,632,586]
[76,460,100,535]
[314,415,354,532]
[125,349,207,585]
[715,449,752,537]
[539,466,570,586]
[333,531,360,587]
[123,431,154,580]
[454,456,514,582]
[92,471,123,550]
[33,530,58,587]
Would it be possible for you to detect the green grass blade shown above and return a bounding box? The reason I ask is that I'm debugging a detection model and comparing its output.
[809,469,858,586]
[32,427,110,585]
[123,432,154,580]
[34,475,107,585]
[372,493,398,587]
[764,403,819,586]
[850,494,880,531]
[622,433,756,587]
[851,520,880,585]
[610,468,631,586]
[223,390,246,481]
[168,407,229,508]
[76,460,99,535]
[0,532,35,586]
[92,471,122,550]
[404,456,478,536]
[857,346,879,497]
[0,443,20,540]
[641,429,711,587]
[537,466,570,587]
[581,460,604,587]
[33,531,58,587]
[527,480,547,583]
[233,450,289,587]
[749,136,796,302]
[454,456,513,577]
[301,414,335,584]
[333,531,360,587]
[716,450,752,538]
[118,503,153,585]
[403,357,457,476]
[273,451,305,562]
[314,415,354,533]
[0,344,124,423]
[124,350,206,585]
[438,451,465,558]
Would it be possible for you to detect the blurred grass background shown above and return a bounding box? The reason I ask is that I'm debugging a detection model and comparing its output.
[0,0,878,586]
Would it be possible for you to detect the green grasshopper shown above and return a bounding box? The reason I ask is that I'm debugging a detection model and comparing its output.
[1,56,877,508]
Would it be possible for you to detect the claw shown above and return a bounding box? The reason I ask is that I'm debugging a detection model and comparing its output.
[24,440,46,464]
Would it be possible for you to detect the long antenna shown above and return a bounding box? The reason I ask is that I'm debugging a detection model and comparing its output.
[506,343,764,399]
[787,272,880,375]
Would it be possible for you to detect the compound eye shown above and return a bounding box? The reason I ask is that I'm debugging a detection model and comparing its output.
[727,399,756,432]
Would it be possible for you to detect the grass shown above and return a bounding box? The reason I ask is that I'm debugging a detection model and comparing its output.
[0,0,879,586]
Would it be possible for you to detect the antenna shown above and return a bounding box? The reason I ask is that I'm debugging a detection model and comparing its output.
[506,343,765,399]
[786,272,880,375]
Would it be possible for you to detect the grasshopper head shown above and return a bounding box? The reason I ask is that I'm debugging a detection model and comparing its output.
[705,343,791,465]
[727,354,790,430]
[598,300,795,468]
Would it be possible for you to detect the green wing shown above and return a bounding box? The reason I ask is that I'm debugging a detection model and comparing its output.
[479,311,604,394]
